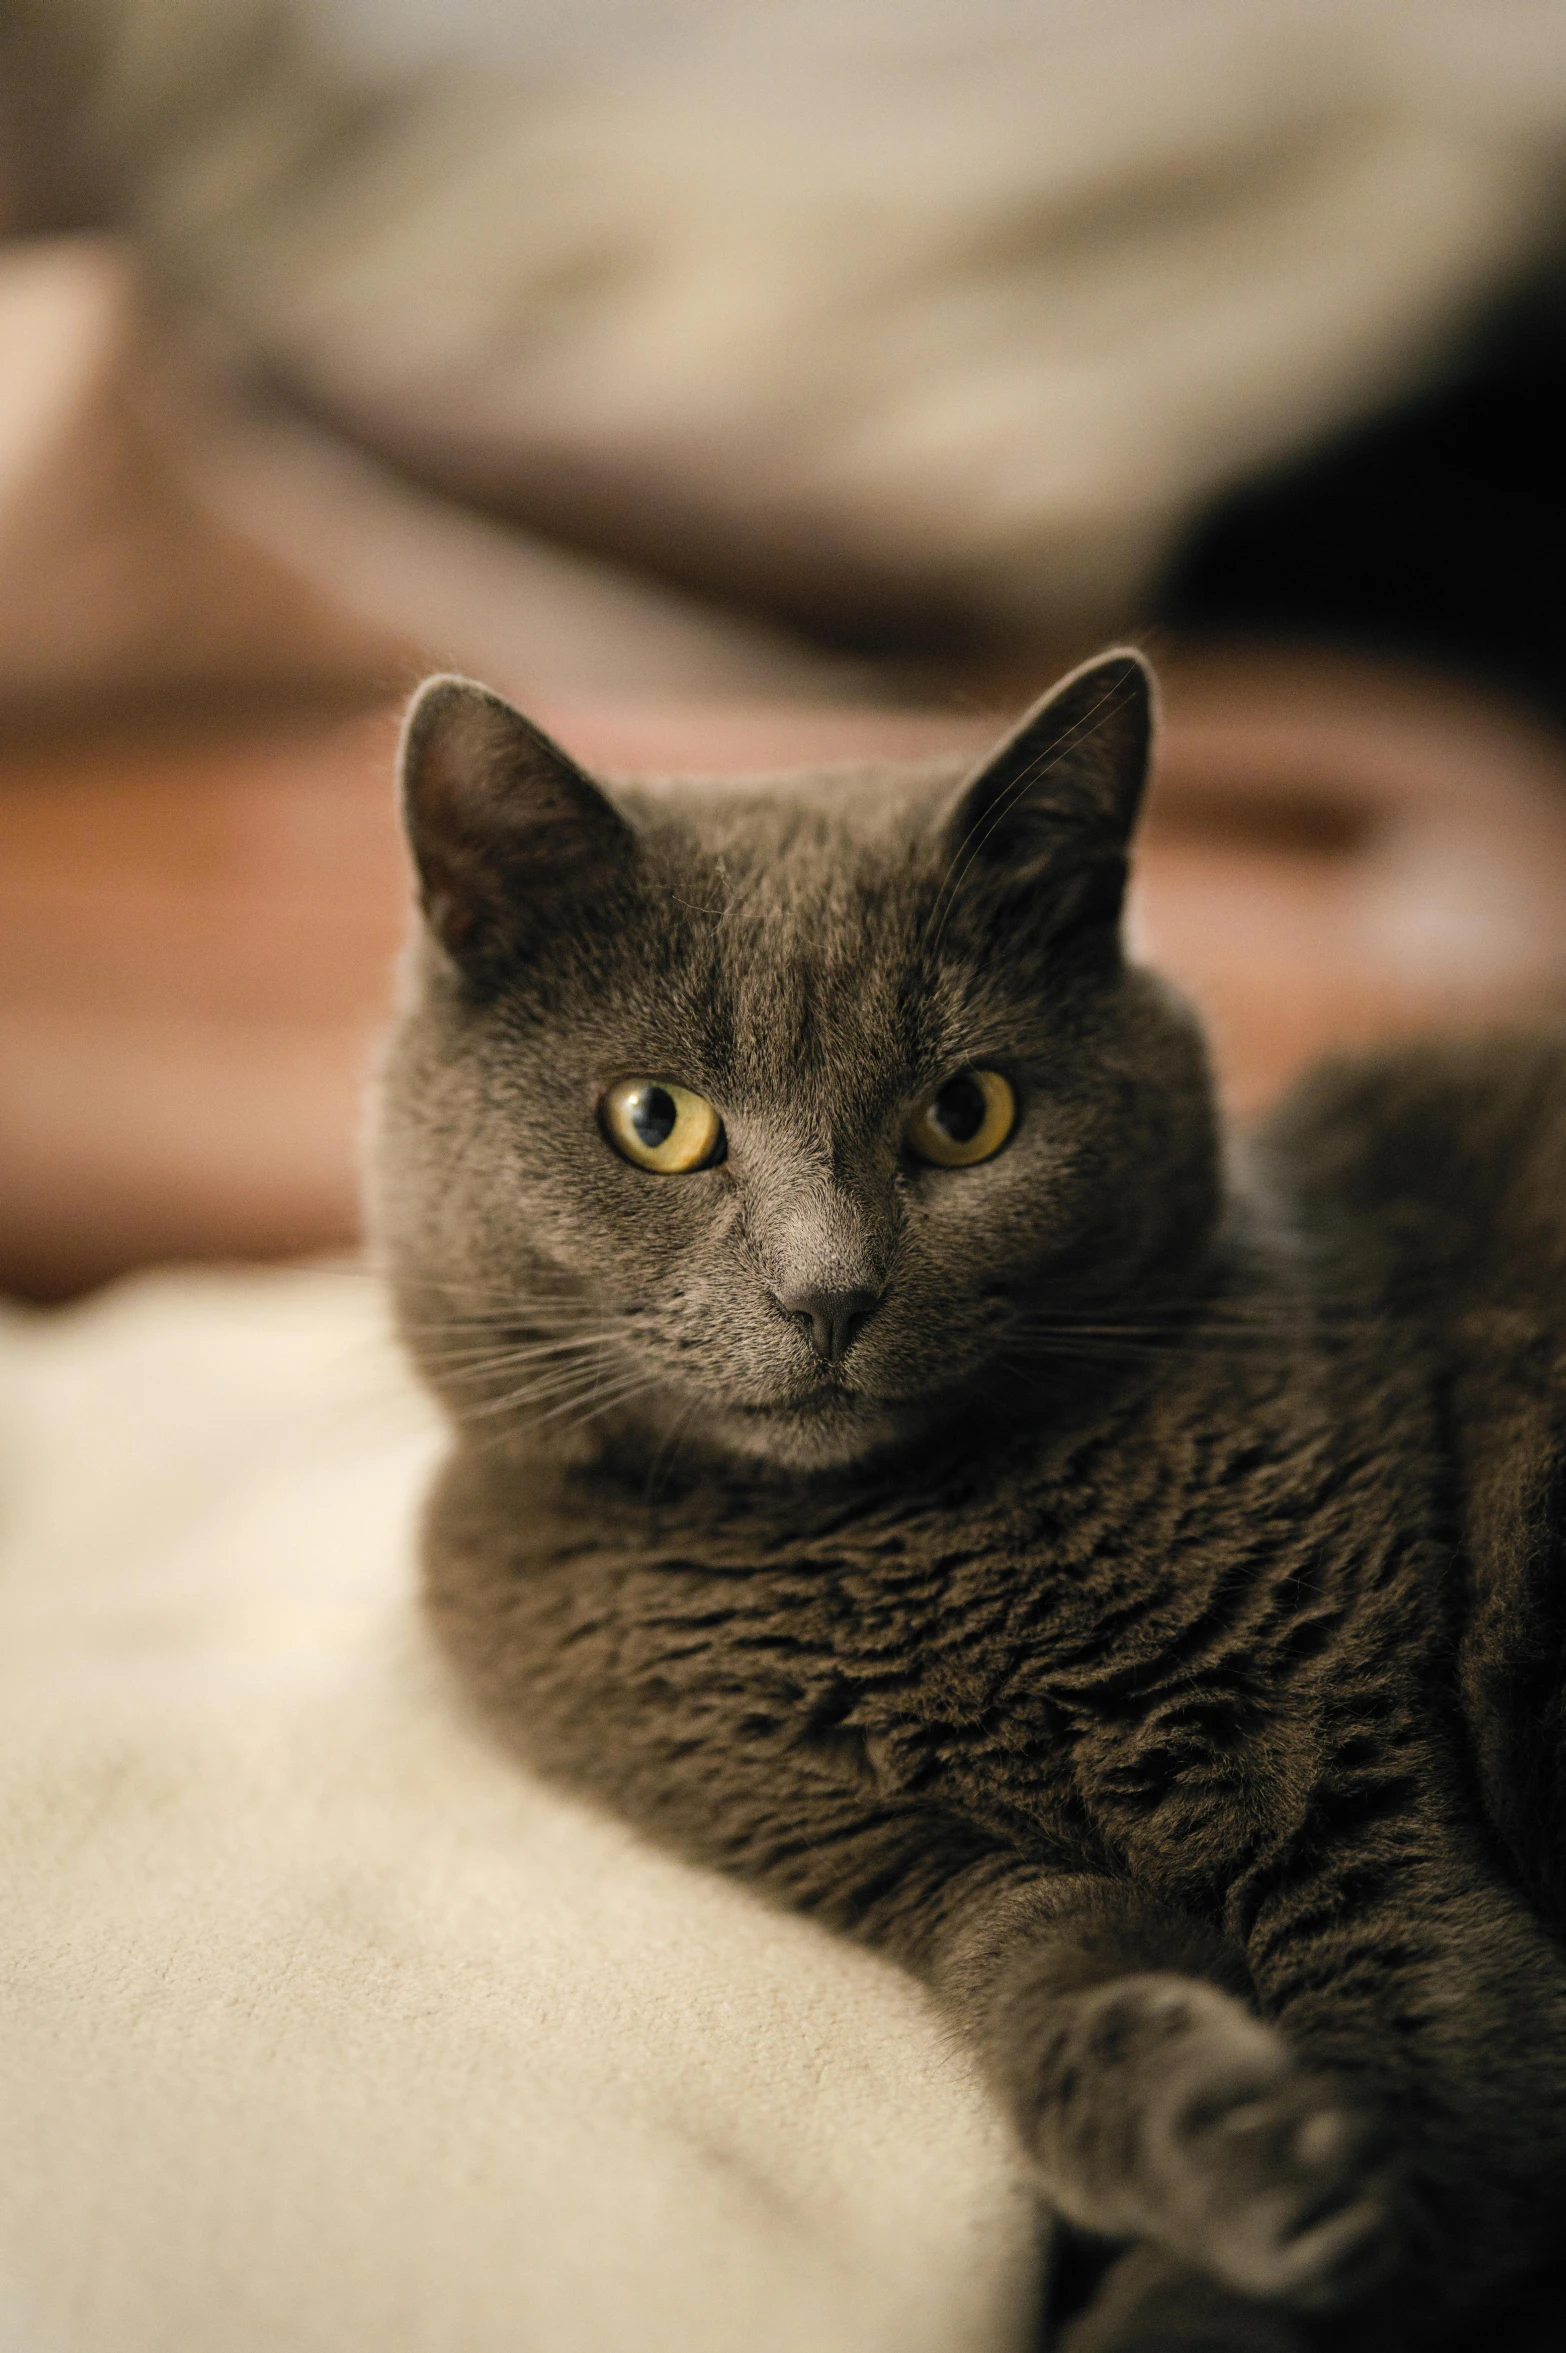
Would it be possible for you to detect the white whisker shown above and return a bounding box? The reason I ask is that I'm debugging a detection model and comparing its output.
[453,1356,642,1423]
[415,1335,620,1380]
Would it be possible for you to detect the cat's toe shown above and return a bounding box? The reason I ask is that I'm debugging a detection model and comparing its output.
[1153,2059,1399,2309]
[1037,1977,1401,2317]
[1054,2244,1308,2353]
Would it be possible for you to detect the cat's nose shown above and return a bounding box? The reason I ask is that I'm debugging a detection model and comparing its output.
[773,1286,880,1365]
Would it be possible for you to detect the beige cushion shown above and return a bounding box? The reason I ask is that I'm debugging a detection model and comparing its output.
[15,0,1565,636]
[0,1266,1036,2353]
[0,235,839,711]
[0,236,399,707]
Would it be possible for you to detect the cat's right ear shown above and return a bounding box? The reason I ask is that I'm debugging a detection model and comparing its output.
[399,676,636,977]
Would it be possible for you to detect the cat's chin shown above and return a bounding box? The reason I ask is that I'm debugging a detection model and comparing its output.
[660,1387,933,1475]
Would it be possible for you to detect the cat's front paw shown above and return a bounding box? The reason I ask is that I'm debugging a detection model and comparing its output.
[1038,1976,1399,2313]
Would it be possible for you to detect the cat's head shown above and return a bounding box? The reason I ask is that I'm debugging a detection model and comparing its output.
[371,650,1220,1473]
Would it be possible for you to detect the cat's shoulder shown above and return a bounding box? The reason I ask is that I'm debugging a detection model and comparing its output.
[1262,1026,1566,1194]
[1255,1026,1566,1298]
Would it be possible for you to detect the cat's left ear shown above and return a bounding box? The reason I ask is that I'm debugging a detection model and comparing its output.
[940,648,1154,941]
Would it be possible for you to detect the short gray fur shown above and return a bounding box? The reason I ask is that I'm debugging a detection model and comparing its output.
[372,650,1566,2352]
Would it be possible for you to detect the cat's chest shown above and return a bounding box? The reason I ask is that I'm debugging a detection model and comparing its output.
[460,1403,1428,1872]
[425,1336,1449,1918]
[471,1475,1086,1865]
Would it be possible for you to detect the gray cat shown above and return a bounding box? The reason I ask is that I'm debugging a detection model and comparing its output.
[371,651,1566,2352]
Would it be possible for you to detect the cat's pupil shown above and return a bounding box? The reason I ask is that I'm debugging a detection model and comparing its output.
[631,1085,678,1149]
[932,1073,987,1144]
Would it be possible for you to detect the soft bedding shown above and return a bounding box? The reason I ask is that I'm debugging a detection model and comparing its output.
[0,1266,1036,2353]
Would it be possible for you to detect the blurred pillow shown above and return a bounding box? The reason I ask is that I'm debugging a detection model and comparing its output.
[0,235,402,708]
[8,0,1566,641]
[0,232,854,709]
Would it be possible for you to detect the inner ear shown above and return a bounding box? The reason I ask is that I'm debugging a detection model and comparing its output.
[939,647,1154,937]
[399,674,636,975]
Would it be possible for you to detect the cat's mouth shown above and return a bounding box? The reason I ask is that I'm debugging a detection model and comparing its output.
[724,1383,846,1421]
[731,1390,842,1420]
[696,1376,924,1471]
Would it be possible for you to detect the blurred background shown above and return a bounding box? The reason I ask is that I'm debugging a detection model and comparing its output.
[5,0,1566,1299]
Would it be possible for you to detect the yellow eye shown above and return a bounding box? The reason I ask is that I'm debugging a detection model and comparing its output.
[906,1068,1016,1168]
[603,1077,724,1173]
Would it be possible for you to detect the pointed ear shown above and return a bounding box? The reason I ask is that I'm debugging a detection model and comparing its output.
[940,648,1154,942]
[399,675,636,975]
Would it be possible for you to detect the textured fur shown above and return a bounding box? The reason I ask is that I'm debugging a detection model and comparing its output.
[371,653,1566,2351]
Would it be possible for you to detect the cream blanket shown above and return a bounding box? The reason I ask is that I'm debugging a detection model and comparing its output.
[0,1268,1036,2353]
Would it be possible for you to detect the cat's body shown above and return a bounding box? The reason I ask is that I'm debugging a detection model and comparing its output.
[373,656,1566,2352]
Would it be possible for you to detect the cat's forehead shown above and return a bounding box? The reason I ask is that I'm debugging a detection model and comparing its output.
[610,758,991,1107]
[629,757,959,925]
[615,753,962,864]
